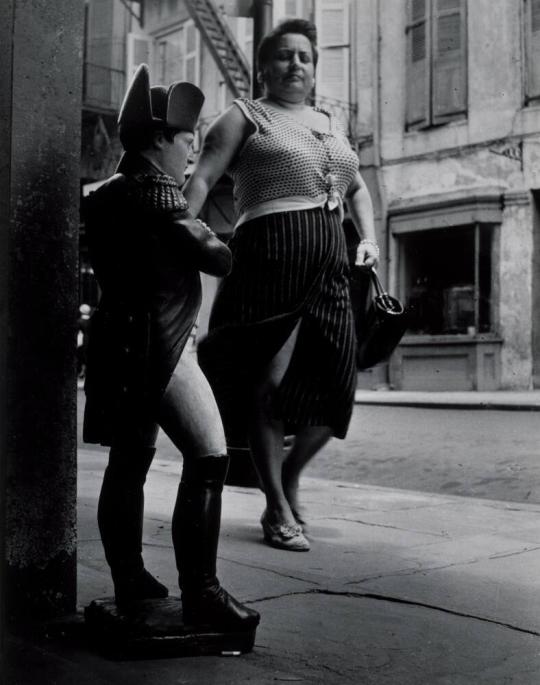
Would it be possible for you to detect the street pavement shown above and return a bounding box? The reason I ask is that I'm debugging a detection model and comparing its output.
[77,389,540,504]
[309,403,540,505]
[7,445,540,684]
[79,391,540,504]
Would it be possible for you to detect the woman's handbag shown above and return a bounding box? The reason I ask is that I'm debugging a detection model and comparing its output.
[350,266,410,371]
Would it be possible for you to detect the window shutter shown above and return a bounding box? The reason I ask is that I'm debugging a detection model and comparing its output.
[185,22,200,85]
[432,0,467,123]
[315,0,350,102]
[406,0,431,129]
[273,0,306,22]
[526,0,540,101]
[285,0,299,14]
[126,33,153,80]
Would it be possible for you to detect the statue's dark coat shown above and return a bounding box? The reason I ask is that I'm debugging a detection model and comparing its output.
[83,153,231,446]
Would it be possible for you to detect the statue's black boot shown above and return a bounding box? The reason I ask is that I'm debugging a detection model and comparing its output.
[173,456,260,632]
[98,446,169,605]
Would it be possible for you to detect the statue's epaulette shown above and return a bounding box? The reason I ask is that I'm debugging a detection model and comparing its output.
[135,173,188,213]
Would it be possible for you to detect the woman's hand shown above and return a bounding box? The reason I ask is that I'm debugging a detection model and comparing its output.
[355,239,380,269]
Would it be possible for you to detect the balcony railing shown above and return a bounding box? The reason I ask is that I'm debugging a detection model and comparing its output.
[83,62,126,113]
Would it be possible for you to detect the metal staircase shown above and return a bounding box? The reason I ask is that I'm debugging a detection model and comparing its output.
[184,0,251,98]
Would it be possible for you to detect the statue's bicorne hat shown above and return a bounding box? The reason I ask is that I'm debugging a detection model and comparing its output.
[118,64,204,139]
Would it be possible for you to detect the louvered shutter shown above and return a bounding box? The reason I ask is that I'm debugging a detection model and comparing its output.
[273,0,306,22]
[315,0,350,102]
[432,0,467,123]
[126,33,153,80]
[406,0,431,128]
[526,0,540,101]
[185,22,200,84]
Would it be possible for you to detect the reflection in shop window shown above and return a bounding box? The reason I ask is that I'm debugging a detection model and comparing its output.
[400,224,493,335]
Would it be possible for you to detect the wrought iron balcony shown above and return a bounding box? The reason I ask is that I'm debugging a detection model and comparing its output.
[83,62,126,113]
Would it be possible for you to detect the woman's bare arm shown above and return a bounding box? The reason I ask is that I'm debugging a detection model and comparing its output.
[346,171,379,268]
[183,104,250,217]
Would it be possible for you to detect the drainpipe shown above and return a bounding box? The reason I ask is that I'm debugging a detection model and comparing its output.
[252,0,273,98]
[372,0,393,388]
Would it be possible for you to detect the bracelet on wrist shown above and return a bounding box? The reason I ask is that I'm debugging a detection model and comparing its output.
[359,239,380,256]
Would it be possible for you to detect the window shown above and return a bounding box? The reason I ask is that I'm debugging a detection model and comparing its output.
[273,0,314,22]
[399,224,493,336]
[315,0,350,103]
[154,21,200,86]
[406,0,467,129]
[525,0,540,104]
[126,33,152,80]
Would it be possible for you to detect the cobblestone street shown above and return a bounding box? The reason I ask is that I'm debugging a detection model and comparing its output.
[78,391,540,505]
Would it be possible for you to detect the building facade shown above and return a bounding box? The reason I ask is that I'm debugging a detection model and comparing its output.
[352,0,540,391]
[79,0,540,391]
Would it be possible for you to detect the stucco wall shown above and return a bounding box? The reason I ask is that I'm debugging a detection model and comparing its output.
[378,0,536,160]
[367,0,540,390]
[499,194,534,388]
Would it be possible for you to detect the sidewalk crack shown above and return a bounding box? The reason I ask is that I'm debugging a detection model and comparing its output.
[247,588,540,637]
[326,516,449,538]
[221,556,322,585]
[488,545,540,559]
[346,544,540,583]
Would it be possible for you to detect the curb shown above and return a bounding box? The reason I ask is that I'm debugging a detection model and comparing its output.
[354,391,540,411]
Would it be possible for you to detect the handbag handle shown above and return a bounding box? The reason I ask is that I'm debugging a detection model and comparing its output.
[370,269,402,313]
[370,268,386,297]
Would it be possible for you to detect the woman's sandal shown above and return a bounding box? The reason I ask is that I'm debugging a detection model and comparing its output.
[260,511,310,552]
[290,505,308,528]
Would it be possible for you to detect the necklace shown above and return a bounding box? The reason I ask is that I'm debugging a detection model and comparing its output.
[261,98,331,134]
[310,129,340,210]
[258,99,342,211]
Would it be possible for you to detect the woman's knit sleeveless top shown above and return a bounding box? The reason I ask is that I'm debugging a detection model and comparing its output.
[229,98,359,226]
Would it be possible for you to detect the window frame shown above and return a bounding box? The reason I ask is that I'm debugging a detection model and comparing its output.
[405,0,468,131]
[388,192,502,340]
[396,223,494,337]
[524,0,540,105]
[153,19,200,87]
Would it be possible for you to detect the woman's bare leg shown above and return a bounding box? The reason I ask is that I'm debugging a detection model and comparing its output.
[248,322,300,527]
[282,425,333,516]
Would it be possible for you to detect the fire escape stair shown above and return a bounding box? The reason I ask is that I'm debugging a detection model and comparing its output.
[183,0,251,99]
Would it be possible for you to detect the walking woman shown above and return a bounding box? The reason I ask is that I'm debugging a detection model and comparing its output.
[184,19,379,551]
[83,65,259,644]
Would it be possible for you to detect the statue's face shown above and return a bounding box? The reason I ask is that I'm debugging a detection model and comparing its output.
[158,130,194,185]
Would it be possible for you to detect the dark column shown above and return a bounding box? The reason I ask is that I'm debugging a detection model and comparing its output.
[0,0,84,620]
[252,0,273,98]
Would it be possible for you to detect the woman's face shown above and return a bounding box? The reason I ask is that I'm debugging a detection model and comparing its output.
[262,33,315,102]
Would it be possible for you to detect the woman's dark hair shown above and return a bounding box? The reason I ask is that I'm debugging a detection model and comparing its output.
[257,18,318,72]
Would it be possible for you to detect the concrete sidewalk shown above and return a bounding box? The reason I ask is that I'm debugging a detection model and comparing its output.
[7,448,540,684]
[355,389,540,410]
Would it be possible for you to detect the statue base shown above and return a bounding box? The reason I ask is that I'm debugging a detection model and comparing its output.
[84,596,256,659]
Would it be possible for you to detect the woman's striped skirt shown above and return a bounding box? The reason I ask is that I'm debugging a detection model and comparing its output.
[197,207,357,445]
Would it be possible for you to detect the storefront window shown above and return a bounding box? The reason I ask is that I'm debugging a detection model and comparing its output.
[400,224,493,335]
